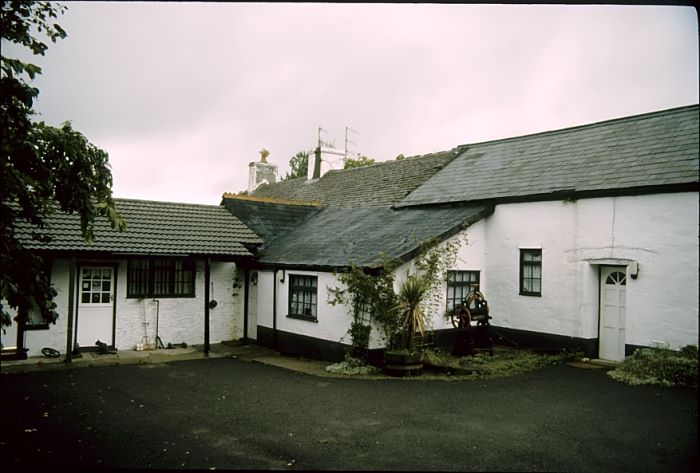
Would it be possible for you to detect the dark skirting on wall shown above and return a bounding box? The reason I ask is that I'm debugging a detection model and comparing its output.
[256,324,600,363]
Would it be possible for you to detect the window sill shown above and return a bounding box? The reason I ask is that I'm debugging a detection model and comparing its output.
[519,292,542,297]
[287,314,318,323]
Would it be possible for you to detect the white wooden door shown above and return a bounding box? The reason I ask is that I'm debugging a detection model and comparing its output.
[77,266,115,348]
[599,266,627,361]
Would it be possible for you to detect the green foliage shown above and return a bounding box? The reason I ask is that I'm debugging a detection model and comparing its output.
[395,154,405,160]
[283,150,309,181]
[608,346,698,387]
[329,263,399,351]
[412,235,465,324]
[348,320,371,351]
[393,274,431,351]
[325,354,379,375]
[344,154,375,169]
[1,1,125,330]
[424,346,569,379]
[329,235,465,354]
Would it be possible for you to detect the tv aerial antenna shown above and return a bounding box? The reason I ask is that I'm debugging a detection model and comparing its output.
[345,126,358,159]
[317,126,334,148]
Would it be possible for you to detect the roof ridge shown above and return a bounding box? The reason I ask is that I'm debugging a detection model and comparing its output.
[114,197,226,208]
[221,193,321,207]
[323,146,463,176]
[459,103,699,149]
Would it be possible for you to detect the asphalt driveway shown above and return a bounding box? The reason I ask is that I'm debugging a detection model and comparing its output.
[1,357,697,471]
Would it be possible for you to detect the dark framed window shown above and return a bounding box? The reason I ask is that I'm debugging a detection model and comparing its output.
[354,295,373,326]
[127,259,196,298]
[80,267,114,304]
[520,249,542,296]
[446,270,481,311]
[288,275,318,321]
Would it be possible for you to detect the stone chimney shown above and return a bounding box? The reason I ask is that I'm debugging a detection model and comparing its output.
[248,149,278,193]
[307,146,345,180]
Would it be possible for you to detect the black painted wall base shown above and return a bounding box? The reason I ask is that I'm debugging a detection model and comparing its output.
[428,326,598,357]
[256,324,602,363]
[257,326,348,363]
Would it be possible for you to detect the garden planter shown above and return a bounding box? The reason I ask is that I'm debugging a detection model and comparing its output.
[384,351,424,377]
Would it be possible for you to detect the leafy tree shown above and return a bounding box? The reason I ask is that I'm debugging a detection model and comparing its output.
[283,150,309,180]
[1,1,125,331]
[344,154,375,169]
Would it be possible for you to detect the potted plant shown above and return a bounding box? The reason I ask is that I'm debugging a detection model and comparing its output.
[384,273,432,377]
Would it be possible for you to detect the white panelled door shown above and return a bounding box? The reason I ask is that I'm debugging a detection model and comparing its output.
[599,266,627,361]
[77,266,115,348]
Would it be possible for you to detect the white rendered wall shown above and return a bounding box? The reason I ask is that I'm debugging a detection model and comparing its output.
[485,192,698,350]
[255,269,358,347]
[21,259,243,356]
[20,259,71,356]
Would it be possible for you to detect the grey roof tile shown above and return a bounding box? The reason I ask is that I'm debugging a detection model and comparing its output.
[398,105,698,207]
[252,149,462,208]
[221,195,321,248]
[15,199,263,256]
[257,205,492,269]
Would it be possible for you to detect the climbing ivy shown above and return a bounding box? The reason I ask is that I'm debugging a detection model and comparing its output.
[328,233,467,353]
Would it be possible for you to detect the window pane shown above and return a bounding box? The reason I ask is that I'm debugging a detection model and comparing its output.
[289,275,318,318]
[446,270,480,310]
[532,266,541,279]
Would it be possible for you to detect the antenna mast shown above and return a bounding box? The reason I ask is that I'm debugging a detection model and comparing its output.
[317,126,334,148]
[345,126,357,160]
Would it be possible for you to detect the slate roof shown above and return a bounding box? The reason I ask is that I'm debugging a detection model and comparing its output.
[399,105,699,207]
[252,148,462,208]
[221,195,321,247]
[257,205,492,269]
[15,199,263,256]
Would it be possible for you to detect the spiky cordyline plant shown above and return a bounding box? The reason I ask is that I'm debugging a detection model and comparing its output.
[393,274,432,352]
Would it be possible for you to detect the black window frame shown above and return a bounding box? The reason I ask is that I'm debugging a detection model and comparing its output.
[445,270,481,311]
[519,249,542,297]
[127,258,196,298]
[287,274,318,322]
[354,295,373,326]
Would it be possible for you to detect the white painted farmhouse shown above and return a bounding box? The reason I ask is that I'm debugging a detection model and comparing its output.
[231,104,699,362]
[3,104,697,363]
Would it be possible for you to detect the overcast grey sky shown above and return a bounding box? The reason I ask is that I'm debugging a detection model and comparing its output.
[12,2,700,204]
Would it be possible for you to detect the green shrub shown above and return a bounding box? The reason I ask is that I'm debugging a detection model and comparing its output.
[325,355,379,376]
[422,346,569,379]
[608,345,698,387]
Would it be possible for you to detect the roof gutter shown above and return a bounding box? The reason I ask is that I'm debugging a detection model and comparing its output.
[394,181,699,210]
